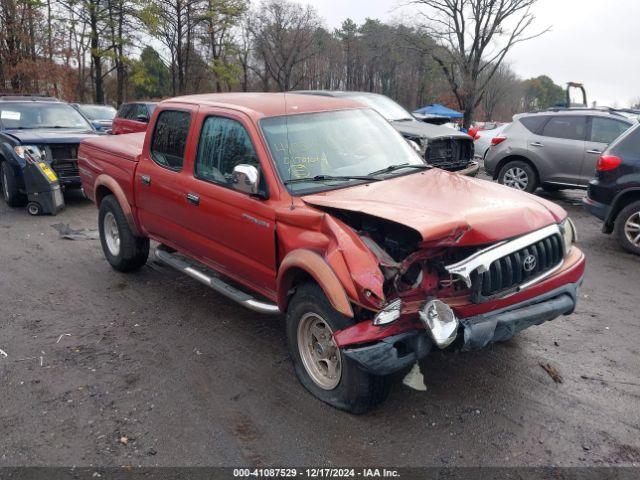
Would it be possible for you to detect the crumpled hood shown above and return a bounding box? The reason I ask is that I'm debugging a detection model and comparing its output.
[302,169,566,246]
[391,119,471,140]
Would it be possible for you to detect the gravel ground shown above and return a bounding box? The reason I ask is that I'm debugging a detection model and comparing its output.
[1,181,639,468]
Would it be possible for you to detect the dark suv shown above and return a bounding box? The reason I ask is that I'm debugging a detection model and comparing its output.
[0,95,97,207]
[583,123,640,254]
[485,109,635,193]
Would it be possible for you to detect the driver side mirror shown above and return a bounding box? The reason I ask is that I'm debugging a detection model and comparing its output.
[232,164,264,197]
[136,115,149,123]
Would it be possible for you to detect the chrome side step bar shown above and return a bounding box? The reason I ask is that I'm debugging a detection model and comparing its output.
[154,246,280,315]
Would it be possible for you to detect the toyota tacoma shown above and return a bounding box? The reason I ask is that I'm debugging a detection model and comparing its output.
[79,93,585,413]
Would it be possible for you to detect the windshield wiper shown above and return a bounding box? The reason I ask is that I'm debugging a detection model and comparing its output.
[284,174,381,185]
[367,163,430,176]
[392,118,415,122]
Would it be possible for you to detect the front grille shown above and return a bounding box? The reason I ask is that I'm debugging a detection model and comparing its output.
[45,144,79,179]
[425,138,472,171]
[472,234,564,300]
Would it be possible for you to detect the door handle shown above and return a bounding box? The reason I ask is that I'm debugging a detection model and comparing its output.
[586,149,603,154]
[140,174,151,185]
[186,193,200,205]
[530,142,544,147]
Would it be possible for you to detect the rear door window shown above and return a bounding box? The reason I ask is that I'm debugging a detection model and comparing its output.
[611,126,640,160]
[195,116,259,188]
[150,110,191,171]
[590,117,631,144]
[541,116,587,141]
[520,115,549,134]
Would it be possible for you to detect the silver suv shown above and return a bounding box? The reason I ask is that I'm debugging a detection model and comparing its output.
[484,109,635,192]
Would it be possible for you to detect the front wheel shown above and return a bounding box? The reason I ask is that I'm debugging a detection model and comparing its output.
[614,200,640,255]
[1,162,27,207]
[498,160,538,193]
[98,195,149,272]
[286,283,391,414]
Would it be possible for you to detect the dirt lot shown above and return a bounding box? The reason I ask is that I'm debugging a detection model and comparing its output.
[1,183,639,468]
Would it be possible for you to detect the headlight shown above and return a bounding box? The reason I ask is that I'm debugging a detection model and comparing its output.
[372,298,402,325]
[560,218,577,254]
[14,145,44,160]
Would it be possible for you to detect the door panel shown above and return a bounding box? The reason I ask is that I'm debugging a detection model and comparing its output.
[581,117,632,184]
[181,112,277,296]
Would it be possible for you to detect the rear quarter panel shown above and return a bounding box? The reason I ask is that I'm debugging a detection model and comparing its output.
[78,133,144,208]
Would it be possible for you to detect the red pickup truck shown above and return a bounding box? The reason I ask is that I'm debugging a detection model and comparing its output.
[79,93,585,413]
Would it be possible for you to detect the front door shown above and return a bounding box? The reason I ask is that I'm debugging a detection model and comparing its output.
[180,111,277,297]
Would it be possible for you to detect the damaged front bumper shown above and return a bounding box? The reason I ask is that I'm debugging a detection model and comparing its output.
[342,279,582,376]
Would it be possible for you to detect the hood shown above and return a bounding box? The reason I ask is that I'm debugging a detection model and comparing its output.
[391,119,471,141]
[4,129,99,144]
[302,169,566,246]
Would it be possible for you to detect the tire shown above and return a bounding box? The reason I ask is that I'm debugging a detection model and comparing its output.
[27,202,41,216]
[614,200,640,255]
[498,160,538,193]
[1,161,27,207]
[286,282,391,414]
[98,195,149,272]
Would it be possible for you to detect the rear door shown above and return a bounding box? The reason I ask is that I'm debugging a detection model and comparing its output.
[134,105,198,247]
[533,115,587,185]
[582,116,632,184]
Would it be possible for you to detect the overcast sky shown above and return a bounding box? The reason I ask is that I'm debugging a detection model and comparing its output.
[297,0,640,107]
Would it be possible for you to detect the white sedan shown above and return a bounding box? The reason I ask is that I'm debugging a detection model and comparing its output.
[474,123,509,160]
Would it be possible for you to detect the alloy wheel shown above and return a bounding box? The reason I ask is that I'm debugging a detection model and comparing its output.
[503,167,529,190]
[624,211,640,247]
[297,312,342,390]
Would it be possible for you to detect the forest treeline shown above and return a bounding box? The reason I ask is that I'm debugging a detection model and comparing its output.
[1,0,568,122]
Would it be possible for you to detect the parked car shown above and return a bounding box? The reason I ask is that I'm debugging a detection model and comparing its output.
[474,123,509,160]
[72,103,117,132]
[0,94,97,207]
[298,91,479,176]
[583,123,640,255]
[468,121,504,141]
[79,93,585,413]
[111,101,157,134]
[485,109,635,193]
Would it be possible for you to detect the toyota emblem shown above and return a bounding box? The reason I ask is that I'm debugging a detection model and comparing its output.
[523,254,537,272]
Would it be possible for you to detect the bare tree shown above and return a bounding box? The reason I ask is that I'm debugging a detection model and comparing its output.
[408,0,548,127]
[251,0,323,91]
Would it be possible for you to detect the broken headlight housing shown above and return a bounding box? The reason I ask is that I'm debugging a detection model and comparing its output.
[372,298,402,325]
[560,217,577,255]
[14,145,44,160]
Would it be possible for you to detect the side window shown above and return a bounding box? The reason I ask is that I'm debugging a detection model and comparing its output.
[195,116,259,188]
[611,126,640,160]
[541,116,587,141]
[520,115,549,134]
[590,117,630,144]
[134,104,149,121]
[117,104,131,119]
[150,110,191,171]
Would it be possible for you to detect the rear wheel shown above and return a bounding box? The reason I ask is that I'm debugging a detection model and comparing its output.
[1,162,27,207]
[286,282,391,414]
[614,200,640,255]
[99,195,149,271]
[498,160,538,193]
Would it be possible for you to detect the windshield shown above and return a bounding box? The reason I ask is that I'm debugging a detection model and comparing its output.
[261,108,425,194]
[347,94,414,122]
[0,102,93,130]
[78,105,116,121]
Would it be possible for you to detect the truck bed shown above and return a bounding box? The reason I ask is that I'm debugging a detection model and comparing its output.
[78,132,145,206]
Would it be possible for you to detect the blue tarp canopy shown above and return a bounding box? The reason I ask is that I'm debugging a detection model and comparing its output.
[413,103,463,119]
